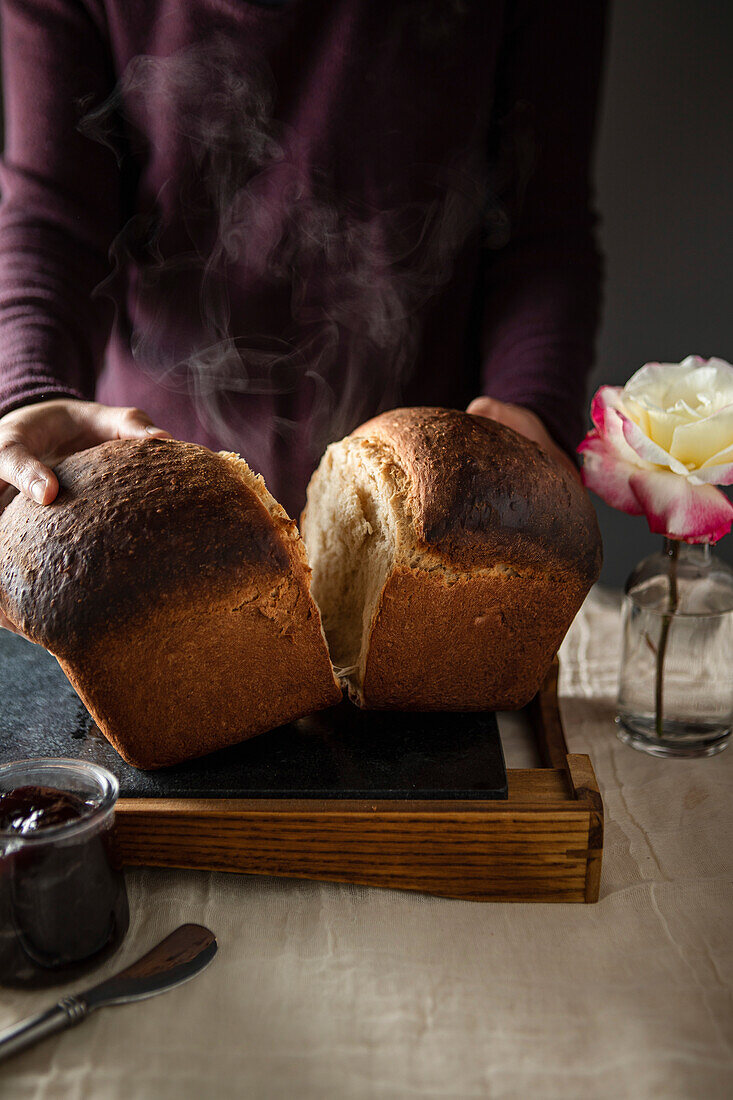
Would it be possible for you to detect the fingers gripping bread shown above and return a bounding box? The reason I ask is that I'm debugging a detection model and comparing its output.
[302,407,602,710]
[0,439,340,768]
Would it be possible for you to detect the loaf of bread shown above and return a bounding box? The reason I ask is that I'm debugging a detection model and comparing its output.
[0,439,341,768]
[302,407,602,710]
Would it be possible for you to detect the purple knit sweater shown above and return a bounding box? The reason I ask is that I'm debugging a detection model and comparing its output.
[0,0,606,515]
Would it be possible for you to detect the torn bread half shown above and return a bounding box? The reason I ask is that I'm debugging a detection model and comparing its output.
[0,438,341,768]
[301,407,602,710]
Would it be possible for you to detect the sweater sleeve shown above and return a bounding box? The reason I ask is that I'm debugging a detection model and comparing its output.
[0,0,119,417]
[481,0,608,458]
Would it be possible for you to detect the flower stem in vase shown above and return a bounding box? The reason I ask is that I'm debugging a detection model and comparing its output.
[654,538,680,738]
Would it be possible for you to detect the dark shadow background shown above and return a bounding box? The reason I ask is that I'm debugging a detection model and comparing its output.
[0,2,730,587]
[592,0,733,583]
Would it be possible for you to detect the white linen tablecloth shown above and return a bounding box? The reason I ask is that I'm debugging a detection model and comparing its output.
[2,588,732,1099]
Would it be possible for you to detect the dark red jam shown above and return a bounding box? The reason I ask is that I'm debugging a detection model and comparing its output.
[0,785,129,987]
[0,785,93,834]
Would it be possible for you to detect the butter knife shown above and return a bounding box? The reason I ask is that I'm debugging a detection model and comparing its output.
[0,923,217,1062]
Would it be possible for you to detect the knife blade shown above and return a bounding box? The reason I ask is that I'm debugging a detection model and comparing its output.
[83,923,217,1009]
[0,923,217,1062]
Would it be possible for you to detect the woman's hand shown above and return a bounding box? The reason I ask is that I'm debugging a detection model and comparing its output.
[466,396,581,482]
[0,398,171,635]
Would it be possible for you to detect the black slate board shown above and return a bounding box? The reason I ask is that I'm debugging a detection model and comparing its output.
[0,631,507,800]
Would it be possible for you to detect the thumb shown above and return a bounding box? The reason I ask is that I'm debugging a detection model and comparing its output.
[0,607,21,635]
[466,396,503,420]
[0,440,59,505]
[83,404,173,444]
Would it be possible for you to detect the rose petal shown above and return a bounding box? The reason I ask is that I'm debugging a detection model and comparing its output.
[590,388,652,467]
[627,362,730,422]
[624,360,696,407]
[620,414,690,476]
[628,468,733,543]
[644,404,684,453]
[589,385,623,433]
[670,402,733,468]
[677,358,733,409]
[666,365,733,416]
[694,441,733,486]
[592,381,689,473]
[579,433,645,514]
[620,393,653,440]
[706,356,733,381]
[627,357,733,417]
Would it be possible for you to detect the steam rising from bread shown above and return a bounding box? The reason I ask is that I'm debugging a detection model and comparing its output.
[79,39,496,467]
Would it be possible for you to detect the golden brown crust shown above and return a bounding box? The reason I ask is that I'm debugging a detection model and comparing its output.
[0,439,290,649]
[0,438,340,768]
[360,564,590,711]
[342,407,602,709]
[65,586,340,769]
[353,407,601,582]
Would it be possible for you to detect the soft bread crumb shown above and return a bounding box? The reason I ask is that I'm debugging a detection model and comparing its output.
[301,437,406,691]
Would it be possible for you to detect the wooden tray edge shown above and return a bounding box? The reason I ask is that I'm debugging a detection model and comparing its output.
[115,659,604,903]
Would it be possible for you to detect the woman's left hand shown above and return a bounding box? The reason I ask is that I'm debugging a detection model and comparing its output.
[466,396,581,482]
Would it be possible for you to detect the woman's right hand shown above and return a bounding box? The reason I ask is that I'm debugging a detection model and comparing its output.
[0,398,171,635]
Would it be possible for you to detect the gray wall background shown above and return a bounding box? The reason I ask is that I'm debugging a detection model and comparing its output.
[591,0,733,584]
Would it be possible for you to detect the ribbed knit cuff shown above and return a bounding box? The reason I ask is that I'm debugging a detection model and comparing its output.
[0,377,87,421]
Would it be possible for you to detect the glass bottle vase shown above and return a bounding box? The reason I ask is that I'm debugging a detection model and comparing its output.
[616,538,733,757]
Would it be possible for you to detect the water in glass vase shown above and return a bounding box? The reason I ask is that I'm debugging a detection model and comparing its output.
[616,539,733,757]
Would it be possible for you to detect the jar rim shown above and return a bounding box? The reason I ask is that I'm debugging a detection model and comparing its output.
[0,758,119,843]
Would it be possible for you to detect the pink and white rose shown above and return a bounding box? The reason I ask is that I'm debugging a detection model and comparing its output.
[578,356,733,543]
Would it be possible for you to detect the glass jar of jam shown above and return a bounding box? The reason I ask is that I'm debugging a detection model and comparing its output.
[0,758,129,987]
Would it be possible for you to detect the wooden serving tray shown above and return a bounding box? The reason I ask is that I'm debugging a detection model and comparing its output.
[0,627,602,902]
[114,662,603,903]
